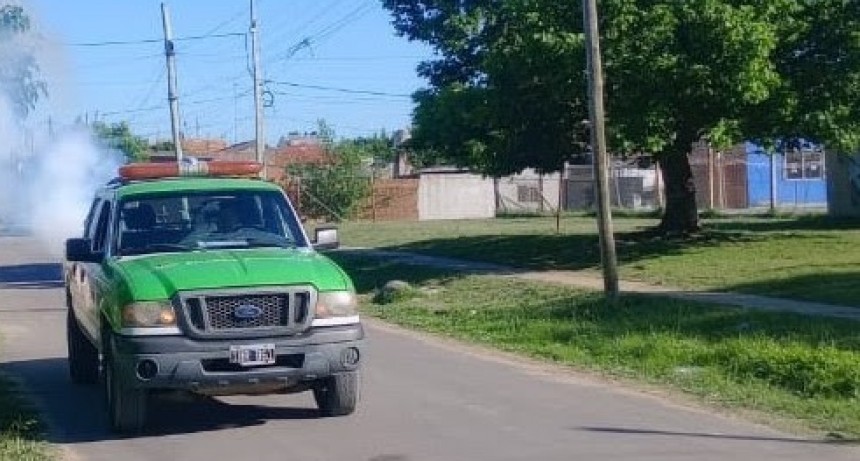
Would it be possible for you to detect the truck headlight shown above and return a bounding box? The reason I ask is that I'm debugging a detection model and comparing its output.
[314,291,359,326]
[121,301,177,327]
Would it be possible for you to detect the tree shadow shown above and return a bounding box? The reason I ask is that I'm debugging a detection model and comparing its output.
[725,272,860,308]
[0,263,63,290]
[327,251,466,295]
[576,426,859,445]
[704,215,860,233]
[372,228,777,272]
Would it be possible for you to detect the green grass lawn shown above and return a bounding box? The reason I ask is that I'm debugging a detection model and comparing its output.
[0,375,51,461]
[338,214,860,306]
[330,252,860,438]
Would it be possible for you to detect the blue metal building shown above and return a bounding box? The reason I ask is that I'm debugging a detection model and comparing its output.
[745,141,827,208]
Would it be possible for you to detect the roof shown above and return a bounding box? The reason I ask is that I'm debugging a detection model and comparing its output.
[114,177,280,199]
[266,143,331,183]
[181,138,229,156]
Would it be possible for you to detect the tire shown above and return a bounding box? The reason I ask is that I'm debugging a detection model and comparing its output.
[67,309,99,384]
[313,372,359,417]
[103,334,148,434]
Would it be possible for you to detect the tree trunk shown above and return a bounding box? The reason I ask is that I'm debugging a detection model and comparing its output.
[659,152,700,234]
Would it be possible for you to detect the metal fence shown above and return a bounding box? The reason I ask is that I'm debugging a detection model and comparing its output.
[281,151,829,221]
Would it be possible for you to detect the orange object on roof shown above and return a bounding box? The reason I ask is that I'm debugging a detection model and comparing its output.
[118,160,263,180]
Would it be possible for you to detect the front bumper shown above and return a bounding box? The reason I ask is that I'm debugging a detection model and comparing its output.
[111,323,364,395]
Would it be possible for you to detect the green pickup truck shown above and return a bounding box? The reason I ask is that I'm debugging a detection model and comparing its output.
[64,163,363,433]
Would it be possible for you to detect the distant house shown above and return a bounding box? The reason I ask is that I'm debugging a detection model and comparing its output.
[496,168,563,213]
[148,138,237,163]
[147,137,329,176]
[827,151,860,217]
[746,141,827,208]
[265,138,331,184]
[182,138,228,157]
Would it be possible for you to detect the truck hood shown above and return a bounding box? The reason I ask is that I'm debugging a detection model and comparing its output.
[111,248,350,300]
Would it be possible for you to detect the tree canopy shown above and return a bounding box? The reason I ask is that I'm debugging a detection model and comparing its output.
[91,121,149,162]
[383,0,860,232]
[0,3,47,118]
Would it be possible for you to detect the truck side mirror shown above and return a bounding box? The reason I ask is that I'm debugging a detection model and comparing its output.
[313,226,340,251]
[65,238,102,263]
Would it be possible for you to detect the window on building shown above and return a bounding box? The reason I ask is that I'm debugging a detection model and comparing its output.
[784,148,824,180]
[517,185,542,203]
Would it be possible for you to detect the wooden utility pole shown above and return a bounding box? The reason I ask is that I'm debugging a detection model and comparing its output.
[250,0,266,178]
[161,3,183,161]
[769,153,777,211]
[582,0,619,301]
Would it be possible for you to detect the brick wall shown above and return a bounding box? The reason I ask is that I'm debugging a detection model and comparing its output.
[357,178,419,221]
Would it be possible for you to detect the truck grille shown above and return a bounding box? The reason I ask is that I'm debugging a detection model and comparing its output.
[178,288,314,338]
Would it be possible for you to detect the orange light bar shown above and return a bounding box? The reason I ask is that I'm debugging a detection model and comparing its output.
[119,161,263,180]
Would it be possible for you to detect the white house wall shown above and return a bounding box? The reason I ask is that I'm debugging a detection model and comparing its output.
[418,173,495,220]
[496,169,562,212]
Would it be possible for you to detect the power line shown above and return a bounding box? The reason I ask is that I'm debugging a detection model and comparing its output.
[268,80,411,98]
[290,55,428,62]
[68,31,245,48]
[310,3,374,45]
[263,0,342,50]
[268,2,373,65]
[200,6,247,36]
[180,5,249,56]
[97,92,252,117]
[270,90,412,104]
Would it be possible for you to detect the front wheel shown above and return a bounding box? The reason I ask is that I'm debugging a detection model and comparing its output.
[67,309,99,384]
[313,372,359,417]
[103,334,148,433]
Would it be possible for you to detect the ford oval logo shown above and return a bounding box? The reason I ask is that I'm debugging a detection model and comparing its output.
[234,304,263,320]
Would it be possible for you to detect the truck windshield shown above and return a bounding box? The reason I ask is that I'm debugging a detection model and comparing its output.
[115,190,307,256]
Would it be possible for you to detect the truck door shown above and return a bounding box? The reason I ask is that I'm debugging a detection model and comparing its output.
[77,200,112,342]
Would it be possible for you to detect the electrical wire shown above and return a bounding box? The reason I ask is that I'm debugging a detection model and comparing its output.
[97,91,252,117]
[68,31,245,47]
[268,1,374,65]
[268,80,410,98]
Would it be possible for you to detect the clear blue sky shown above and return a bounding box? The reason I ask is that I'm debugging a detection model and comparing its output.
[27,0,433,142]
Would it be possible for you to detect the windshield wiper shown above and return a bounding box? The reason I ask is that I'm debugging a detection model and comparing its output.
[122,243,194,256]
[244,237,296,249]
[195,240,248,249]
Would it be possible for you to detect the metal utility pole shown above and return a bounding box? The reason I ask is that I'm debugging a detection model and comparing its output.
[582,0,619,301]
[161,3,184,161]
[250,0,266,178]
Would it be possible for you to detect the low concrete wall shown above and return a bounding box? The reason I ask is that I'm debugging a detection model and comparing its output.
[827,152,860,217]
[418,173,495,220]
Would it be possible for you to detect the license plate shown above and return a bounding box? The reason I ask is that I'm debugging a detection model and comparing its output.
[229,344,276,367]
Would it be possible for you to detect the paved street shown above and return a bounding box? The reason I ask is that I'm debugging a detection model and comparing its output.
[1,235,857,461]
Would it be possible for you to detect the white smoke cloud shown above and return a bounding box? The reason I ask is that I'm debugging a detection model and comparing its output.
[28,130,122,256]
[0,3,123,257]
[0,91,28,229]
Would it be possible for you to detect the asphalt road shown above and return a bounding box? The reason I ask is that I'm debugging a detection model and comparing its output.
[0,235,857,461]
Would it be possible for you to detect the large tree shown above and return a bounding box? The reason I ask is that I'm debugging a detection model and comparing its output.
[0,3,46,118]
[743,1,860,153]
[383,0,860,233]
[91,121,149,162]
[600,0,781,232]
[390,1,590,177]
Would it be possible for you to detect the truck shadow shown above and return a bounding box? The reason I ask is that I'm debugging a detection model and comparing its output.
[0,357,322,443]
